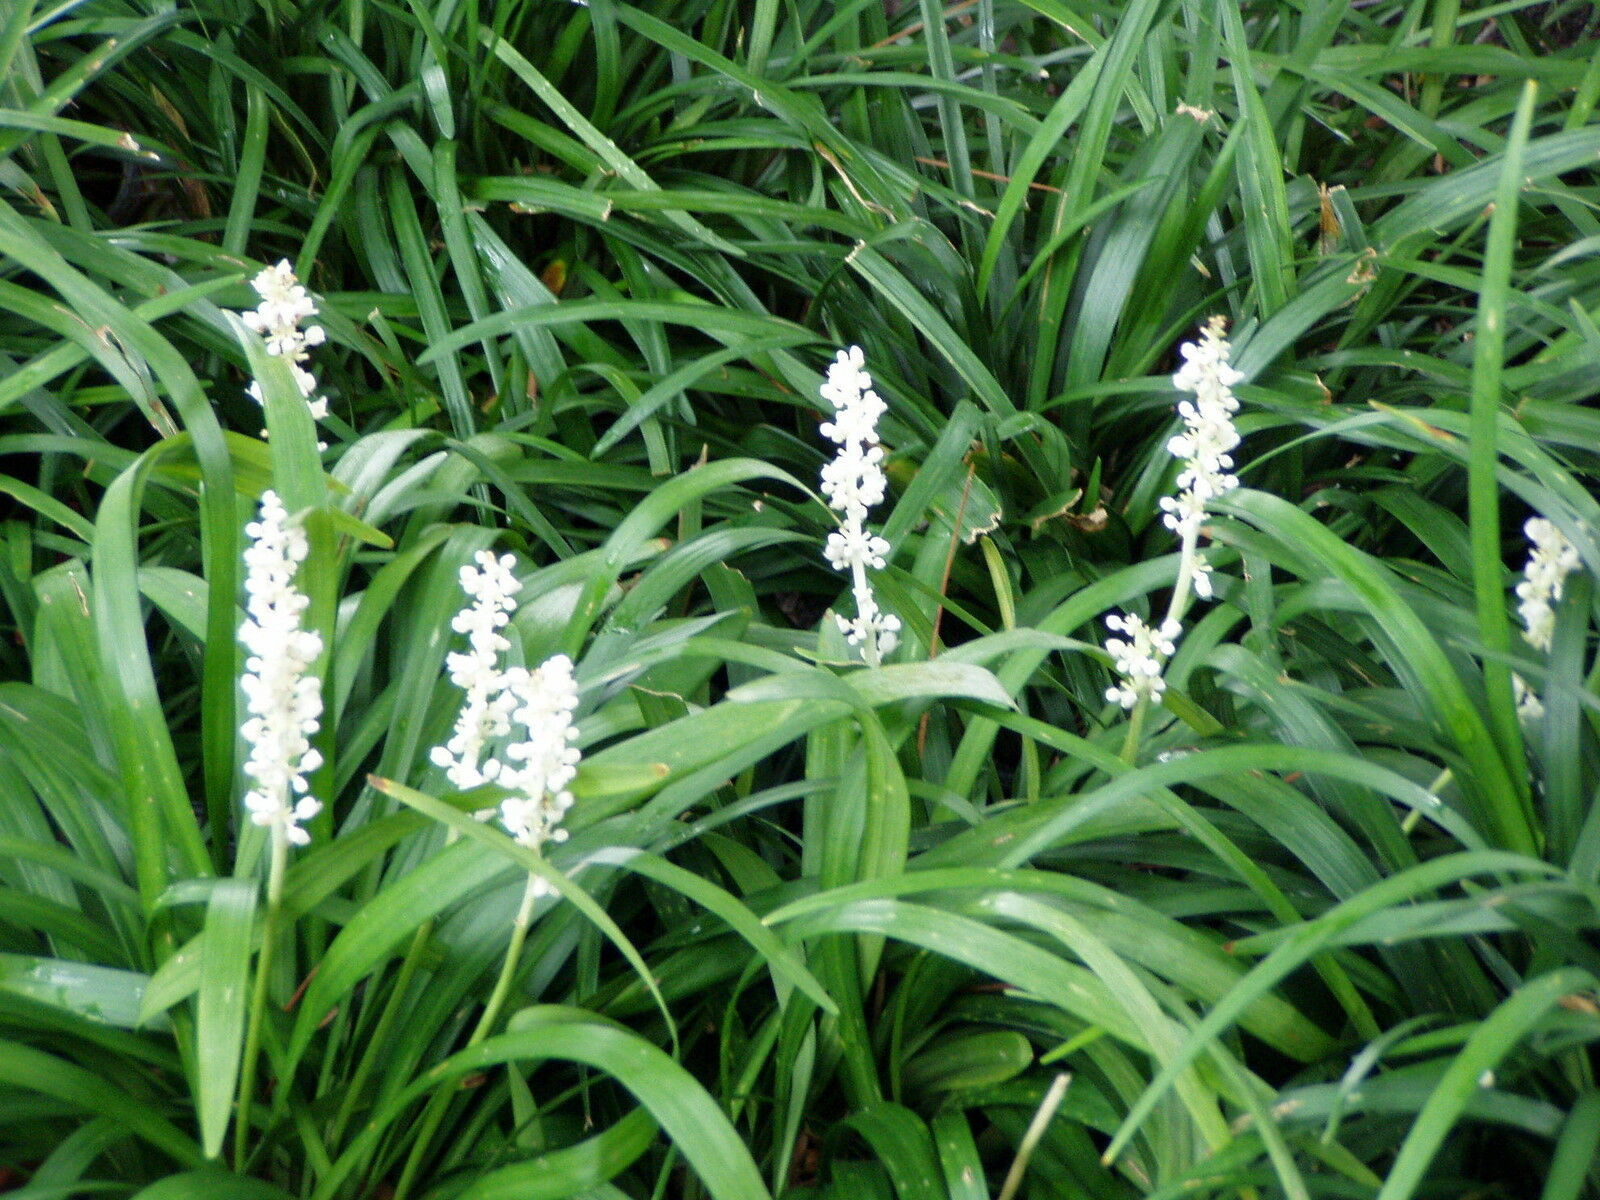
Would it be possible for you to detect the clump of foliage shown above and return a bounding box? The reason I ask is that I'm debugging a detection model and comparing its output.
[3,1,1600,1198]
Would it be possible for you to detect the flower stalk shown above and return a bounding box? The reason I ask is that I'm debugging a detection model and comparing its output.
[395,618,582,1200]
[327,551,524,1160]
[233,489,322,1167]
[819,346,900,666]
[390,873,545,1200]
[1105,317,1242,757]
[238,490,324,846]
[1513,516,1580,720]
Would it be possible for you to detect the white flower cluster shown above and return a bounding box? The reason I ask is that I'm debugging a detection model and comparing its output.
[239,491,324,846]
[432,562,582,890]
[1517,518,1579,653]
[430,551,523,789]
[1513,516,1581,720]
[1160,314,1242,600]
[1104,317,1242,710]
[243,260,328,423]
[1512,675,1541,722]
[819,346,900,665]
[1104,614,1181,709]
[497,655,582,896]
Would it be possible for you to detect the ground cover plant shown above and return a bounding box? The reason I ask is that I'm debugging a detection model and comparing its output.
[2,0,1600,1197]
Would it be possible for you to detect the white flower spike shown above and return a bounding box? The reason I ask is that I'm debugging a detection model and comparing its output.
[1104,317,1243,713]
[819,346,900,665]
[1513,516,1581,720]
[239,490,323,846]
[1161,316,1243,542]
[496,654,582,896]
[243,259,329,426]
[431,551,523,790]
[1516,517,1579,654]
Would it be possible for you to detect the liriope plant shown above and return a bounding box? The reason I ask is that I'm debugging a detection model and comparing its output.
[0,242,1029,1197]
[4,3,1600,1199]
[5,268,1598,1200]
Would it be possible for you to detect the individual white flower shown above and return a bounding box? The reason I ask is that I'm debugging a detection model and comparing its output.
[1103,614,1182,709]
[496,654,582,895]
[430,551,523,790]
[239,490,323,846]
[819,346,900,664]
[242,259,329,427]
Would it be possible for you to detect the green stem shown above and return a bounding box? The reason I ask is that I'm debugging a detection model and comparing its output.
[1118,700,1147,764]
[391,874,540,1200]
[471,875,541,1042]
[324,918,434,1163]
[1162,527,1200,633]
[235,825,289,1170]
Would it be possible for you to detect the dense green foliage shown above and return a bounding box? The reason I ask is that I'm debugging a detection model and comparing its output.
[3,0,1600,1197]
